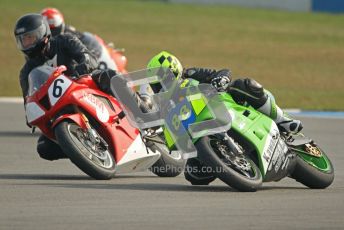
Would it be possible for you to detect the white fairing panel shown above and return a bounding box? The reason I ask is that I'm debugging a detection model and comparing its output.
[48,75,72,106]
[116,135,161,174]
[98,45,118,71]
[261,122,280,173]
[25,102,45,123]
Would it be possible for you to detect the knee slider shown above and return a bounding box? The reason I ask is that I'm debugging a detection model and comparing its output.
[36,136,66,161]
[228,79,247,105]
[37,143,57,161]
[96,69,117,94]
[244,79,268,108]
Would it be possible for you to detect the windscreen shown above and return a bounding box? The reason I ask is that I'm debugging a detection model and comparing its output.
[28,65,54,96]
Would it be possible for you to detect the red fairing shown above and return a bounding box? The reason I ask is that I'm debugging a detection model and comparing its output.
[26,67,139,163]
[52,113,88,130]
[110,50,128,74]
[94,34,128,74]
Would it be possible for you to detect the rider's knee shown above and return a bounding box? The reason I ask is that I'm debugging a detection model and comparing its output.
[92,69,118,94]
[228,78,268,109]
[37,135,66,161]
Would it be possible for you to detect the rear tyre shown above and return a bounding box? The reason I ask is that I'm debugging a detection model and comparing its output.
[196,135,262,192]
[291,147,334,189]
[55,120,116,180]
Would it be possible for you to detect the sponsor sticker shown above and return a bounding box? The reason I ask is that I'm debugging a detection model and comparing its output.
[83,93,110,123]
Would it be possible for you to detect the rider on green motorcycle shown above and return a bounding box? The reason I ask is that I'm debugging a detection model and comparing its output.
[145,51,303,184]
[146,51,303,135]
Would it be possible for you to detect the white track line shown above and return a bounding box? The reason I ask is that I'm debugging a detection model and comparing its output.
[0,97,343,119]
[0,97,23,103]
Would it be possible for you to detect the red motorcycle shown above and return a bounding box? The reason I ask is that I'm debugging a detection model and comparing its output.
[80,32,128,74]
[25,65,184,179]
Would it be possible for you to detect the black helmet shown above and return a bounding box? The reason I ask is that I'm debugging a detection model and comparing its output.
[14,14,51,58]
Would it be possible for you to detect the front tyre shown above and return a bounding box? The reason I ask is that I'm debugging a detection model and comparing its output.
[55,120,116,180]
[184,158,217,185]
[291,146,334,189]
[149,134,185,177]
[196,135,262,192]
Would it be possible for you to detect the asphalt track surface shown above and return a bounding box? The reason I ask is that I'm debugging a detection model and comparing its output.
[0,102,343,230]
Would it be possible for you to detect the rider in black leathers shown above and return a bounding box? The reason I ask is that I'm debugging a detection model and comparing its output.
[15,13,140,161]
[15,13,100,160]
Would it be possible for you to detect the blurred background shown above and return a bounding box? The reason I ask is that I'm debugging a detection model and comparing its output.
[1,0,343,110]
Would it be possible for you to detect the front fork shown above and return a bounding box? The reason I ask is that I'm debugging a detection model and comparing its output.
[74,106,108,150]
[213,132,245,157]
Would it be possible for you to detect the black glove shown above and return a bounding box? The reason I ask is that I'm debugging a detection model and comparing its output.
[91,69,117,94]
[73,63,89,77]
[210,69,231,92]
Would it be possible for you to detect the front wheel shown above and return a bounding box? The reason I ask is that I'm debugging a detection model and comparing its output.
[184,158,217,185]
[291,144,334,189]
[55,120,116,180]
[196,135,262,192]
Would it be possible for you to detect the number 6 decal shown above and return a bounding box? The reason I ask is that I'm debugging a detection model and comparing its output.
[52,79,64,98]
[48,75,72,106]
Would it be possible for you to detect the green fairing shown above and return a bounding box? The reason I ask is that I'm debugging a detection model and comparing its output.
[162,78,332,183]
[292,147,332,172]
[163,84,274,177]
[210,93,274,175]
[163,126,175,148]
[162,81,333,180]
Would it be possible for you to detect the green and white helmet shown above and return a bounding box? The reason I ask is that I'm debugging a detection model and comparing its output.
[147,51,183,79]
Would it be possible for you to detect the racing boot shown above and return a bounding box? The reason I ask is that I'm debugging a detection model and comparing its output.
[136,93,156,113]
[92,69,155,113]
[257,91,303,135]
[37,135,67,161]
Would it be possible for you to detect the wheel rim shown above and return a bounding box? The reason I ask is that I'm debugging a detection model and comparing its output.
[298,147,332,172]
[210,137,257,179]
[67,123,113,169]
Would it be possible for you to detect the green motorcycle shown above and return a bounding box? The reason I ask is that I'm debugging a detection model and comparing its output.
[111,68,334,192]
[162,88,334,191]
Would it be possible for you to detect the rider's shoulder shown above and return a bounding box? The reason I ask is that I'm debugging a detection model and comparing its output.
[53,33,81,48]
[65,24,77,32]
[20,58,41,77]
[23,57,44,67]
[56,33,75,40]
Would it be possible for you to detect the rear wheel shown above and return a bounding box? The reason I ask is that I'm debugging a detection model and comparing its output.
[55,120,116,179]
[291,144,334,189]
[196,135,262,192]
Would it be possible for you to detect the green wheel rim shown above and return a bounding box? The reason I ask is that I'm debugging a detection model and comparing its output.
[297,148,332,172]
